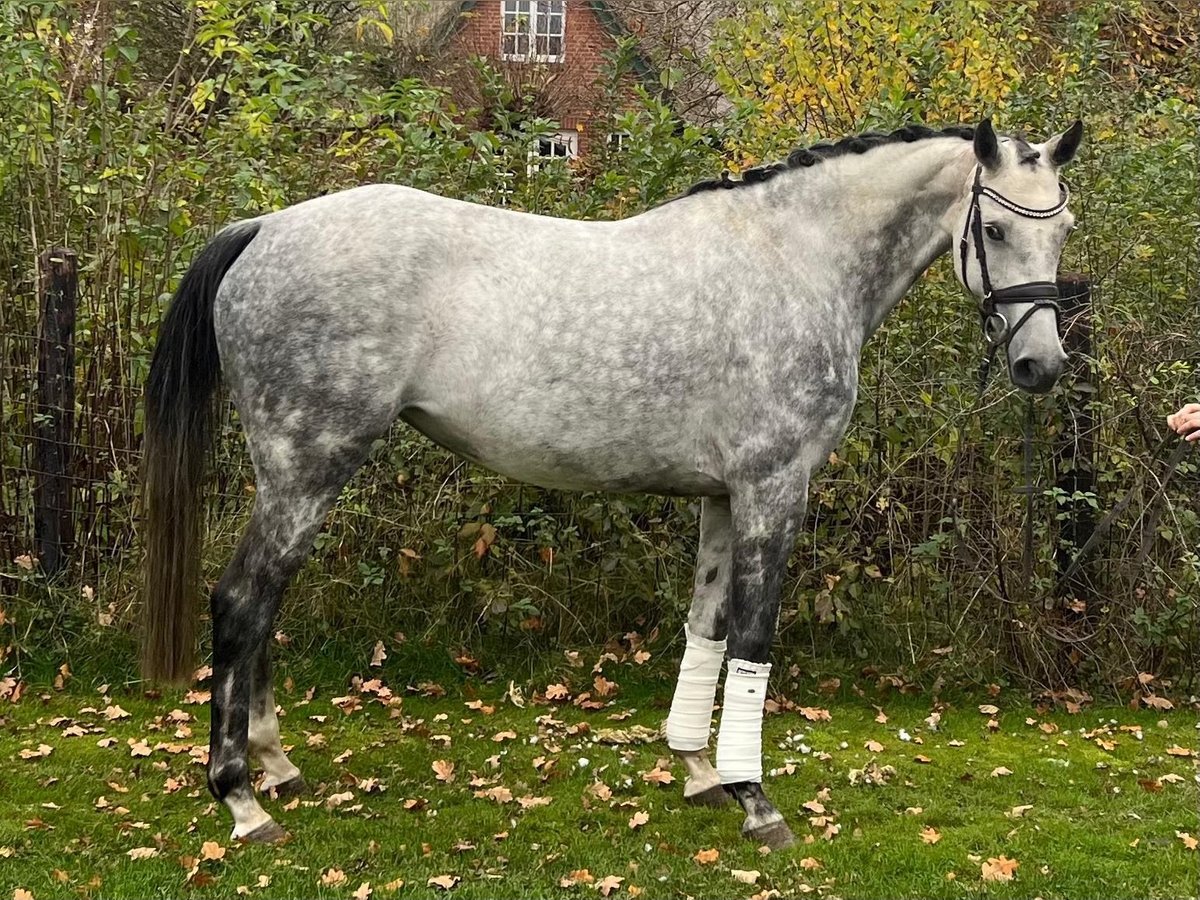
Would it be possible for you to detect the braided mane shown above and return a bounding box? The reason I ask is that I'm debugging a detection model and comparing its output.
[682,124,977,198]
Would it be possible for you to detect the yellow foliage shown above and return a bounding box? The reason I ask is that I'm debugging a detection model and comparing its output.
[710,0,1058,159]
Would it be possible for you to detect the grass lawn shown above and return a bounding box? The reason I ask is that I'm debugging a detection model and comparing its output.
[1,648,1196,900]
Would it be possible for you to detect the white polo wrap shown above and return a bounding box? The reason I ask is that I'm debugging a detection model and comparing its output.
[715,658,771,784]
[665,626,726,751]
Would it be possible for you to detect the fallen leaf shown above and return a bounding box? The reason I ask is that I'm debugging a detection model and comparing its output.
[641,767,673,785]
[799,857,822,870]
[920,826,942,844]
[545,683,570,701]
[1178,832,1198,851]
[560,870,594,887]
[432,760,455,783]
[353,882,373,900]
[200,841,225,862]
[731,869,761,884]
[18,744,52,760]
[597,875,624,897]
[799,707,831,722]
[127,847,159,860]
[865,740,885,753]
[370,641,387,667]
[694,848,719,865]
[628,810,649,829]
[978,704,999,715]
[990,766,1013,777]
[981,856,1019,883]
[1007,804,1034,818]
[491,730,517,743]
[320,868,347,887]
[1165,745,1194,758]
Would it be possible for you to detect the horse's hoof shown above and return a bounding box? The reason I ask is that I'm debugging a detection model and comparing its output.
[684,782,732,807]
[239,819,291,845]
[265,775,309,799]
[743,819,796,850]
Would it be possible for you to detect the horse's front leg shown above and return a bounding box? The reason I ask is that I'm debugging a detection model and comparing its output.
[667,496,732,807]
[716,473,807,849]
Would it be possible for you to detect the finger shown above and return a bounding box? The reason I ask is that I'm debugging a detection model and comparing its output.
[1188,428,1200,443]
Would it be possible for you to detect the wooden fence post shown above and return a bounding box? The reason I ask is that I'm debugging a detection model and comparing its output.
[34,247,78,576]
[1053,275,1096,629]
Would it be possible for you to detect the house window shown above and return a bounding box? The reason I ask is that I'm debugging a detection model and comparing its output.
[607,131,629,151]
[502,1,565,63]
[528,130,578,173]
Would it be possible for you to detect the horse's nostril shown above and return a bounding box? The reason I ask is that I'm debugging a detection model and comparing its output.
[1012,357,1040,386]
[1012,356,1061,394]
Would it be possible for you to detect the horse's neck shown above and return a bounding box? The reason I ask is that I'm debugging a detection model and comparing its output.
[745,139,976,342]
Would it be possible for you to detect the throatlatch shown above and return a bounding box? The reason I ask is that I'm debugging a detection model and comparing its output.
[715,659,771,783]
[666,626,726,751]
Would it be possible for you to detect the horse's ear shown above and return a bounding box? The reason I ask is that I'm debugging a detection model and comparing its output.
[974,118,1001,171]
[1044,119,1084,167]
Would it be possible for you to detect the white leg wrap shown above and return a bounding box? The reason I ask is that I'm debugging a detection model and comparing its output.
[715,658,770,784]
[665,627,726,751]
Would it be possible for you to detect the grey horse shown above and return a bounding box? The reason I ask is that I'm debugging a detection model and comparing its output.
[142,119,1083,847]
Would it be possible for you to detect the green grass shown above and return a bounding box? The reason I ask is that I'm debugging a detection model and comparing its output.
[1,650,1196,900]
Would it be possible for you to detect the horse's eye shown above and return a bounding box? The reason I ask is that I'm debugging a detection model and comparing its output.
[984,224,1005,242]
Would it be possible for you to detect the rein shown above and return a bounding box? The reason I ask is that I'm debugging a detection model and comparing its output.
[959,165,1071,391]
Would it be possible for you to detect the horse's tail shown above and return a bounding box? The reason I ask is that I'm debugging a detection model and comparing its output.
[142,221,260,683]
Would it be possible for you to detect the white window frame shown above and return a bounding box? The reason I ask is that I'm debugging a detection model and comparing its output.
[501,0,566,64]
[527,129,578,174]
[606,131,630,151]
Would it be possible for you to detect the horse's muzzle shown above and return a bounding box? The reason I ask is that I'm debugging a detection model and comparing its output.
[1010,353,1065,394]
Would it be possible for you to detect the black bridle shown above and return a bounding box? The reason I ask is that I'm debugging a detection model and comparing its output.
[959,165,1070,387]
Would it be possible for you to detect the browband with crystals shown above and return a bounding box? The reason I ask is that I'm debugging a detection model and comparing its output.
[977,181,1070,219]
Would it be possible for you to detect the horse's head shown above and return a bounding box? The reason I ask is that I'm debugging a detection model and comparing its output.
[953,118,1084,393]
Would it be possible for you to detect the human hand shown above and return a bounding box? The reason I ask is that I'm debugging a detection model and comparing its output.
[1167,403,1200,442]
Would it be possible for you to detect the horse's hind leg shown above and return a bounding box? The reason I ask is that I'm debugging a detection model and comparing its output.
[207,452,365,841]
[249,645,306,798]
[666,496,732,807]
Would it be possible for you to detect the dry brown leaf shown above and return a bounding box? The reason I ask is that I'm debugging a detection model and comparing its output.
[1178,832,1198,851]
[559,870,594,887]
[127,847,159,860]
[545,683,570,701]
[865,740,885,753]
[1007,804,1034,818]
[990,766,1013,777]
[1142,695,1174,711]
[628,810,649,829]
[978,704,999,715]
[370,641,387,667]
[799,857,822,870]
[1166,745,1195,757]
[383,878,405,892]
[597,875,624,897]
[641,766,674,785]
[491,730,517,743]
[981,856,1019,883]
[352,882,372,900]
[799,707,832,722]
[18,744,52,760]
[432,760,455,783]
[694,848,719,865]
[920,826,941,844]
[319,868,347,887]
[200,841,225,862]
[731,869,761,884]
[516,795,552,810]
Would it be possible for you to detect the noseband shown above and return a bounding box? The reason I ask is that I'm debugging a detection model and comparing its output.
[959,165,1070,386]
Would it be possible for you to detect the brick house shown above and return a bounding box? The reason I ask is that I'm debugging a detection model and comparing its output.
[434,1,657,160]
